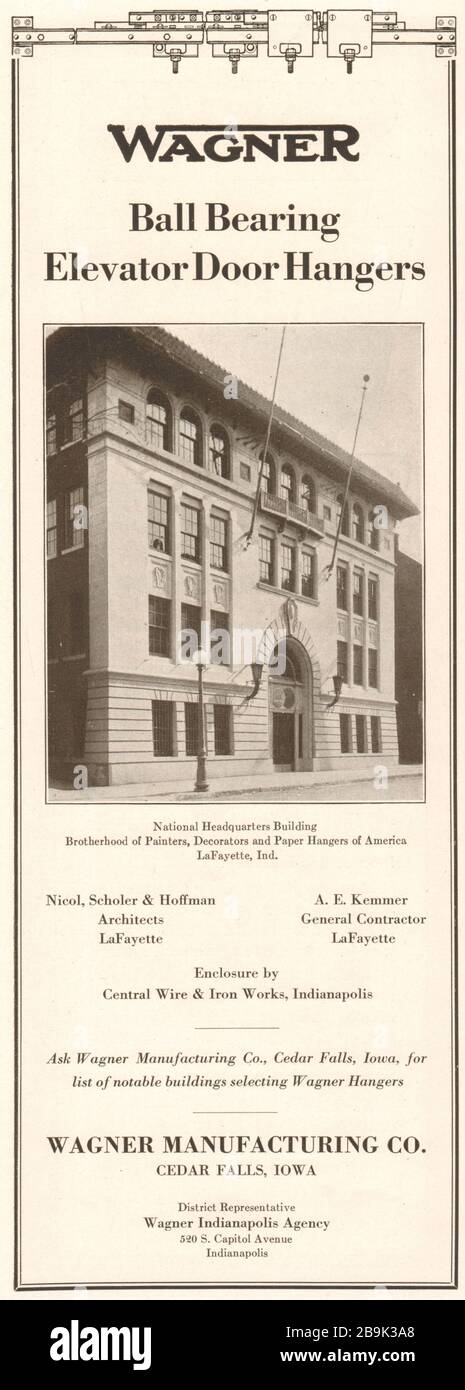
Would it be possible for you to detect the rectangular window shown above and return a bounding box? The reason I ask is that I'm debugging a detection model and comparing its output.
[64,487,85,550]
[281,542,295,592]
[46,499,57,558]
[181,603,201,653]
[148,595,171,657]
[259,534,273,585]
[356,714,367,753]
[240,462,251,482]
[64,397,84,444]
[214,705,232,756]
[46,413,57,457]
[371,715,382,753]
[339,712,351,754]
[336,564,347,610]
[118,399,135,424]
[184,702,199,757]
[180,414,199,466]
[210,610,230,666]
[152,700,174,756]
[210,514,228,571]
[323,504,332,521]
[368,648,378,688]
[368,575,378,620]
[148,489,169,553]
[337,640,348,684]
[181,503,200,563]
[353,568,364,616]
[353,643,364,685]
[301,550,315,599]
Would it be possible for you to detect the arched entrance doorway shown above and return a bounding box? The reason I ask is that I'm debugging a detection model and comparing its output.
[269,638,313,772]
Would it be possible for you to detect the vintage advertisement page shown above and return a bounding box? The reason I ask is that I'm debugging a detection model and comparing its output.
[1,0,462,1315]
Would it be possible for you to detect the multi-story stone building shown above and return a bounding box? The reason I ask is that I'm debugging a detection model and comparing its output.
[46,325,418,789]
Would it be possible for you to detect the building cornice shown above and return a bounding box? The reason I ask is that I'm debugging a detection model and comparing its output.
[49,325,419,521]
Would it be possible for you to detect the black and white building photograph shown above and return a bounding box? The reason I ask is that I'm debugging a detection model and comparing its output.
[45,322,424,803]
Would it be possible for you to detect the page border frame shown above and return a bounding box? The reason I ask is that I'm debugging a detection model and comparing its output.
[11,53,458,1293]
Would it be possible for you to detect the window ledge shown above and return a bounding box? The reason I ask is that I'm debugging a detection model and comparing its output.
[338,608,379,623]
[345,686,379,695]
[327,530,382,558]
[257,582,318,606]
[184,753,236,760]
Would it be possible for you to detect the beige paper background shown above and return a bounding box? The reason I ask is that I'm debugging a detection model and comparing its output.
[1,1,463,1300]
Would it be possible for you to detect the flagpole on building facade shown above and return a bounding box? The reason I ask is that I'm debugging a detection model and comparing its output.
[245,324,287,546]
[323,373,370,580]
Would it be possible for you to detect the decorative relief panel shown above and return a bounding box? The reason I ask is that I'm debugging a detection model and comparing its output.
[270,686,295,713]
[353,619,364,643]
[280,597,298,633]
[211,579,230,611]
[150,558,171,597]
[182,567,202,602]
[269,685,303,714]
[369,623,379,647]
[337,614,348,639]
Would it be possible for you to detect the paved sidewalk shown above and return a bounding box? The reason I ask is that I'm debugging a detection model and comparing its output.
[48,765,424,803]
[216,773,423,803]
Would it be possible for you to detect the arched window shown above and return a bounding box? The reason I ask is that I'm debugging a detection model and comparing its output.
[352,502,365,545]
[146,389,172,452]
[180,408,202,468]
[337,492,349,536]
[301,474,316,513]
[367,510,379,550]
[260,451,275,495]
[280,464,295,504]
[209,425,230,479]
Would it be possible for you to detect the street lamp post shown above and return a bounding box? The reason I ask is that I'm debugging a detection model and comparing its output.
[194,649,209,793]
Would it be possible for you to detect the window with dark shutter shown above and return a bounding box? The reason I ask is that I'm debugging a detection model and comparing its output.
[152,701,174,756]
[213,705,232,756]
